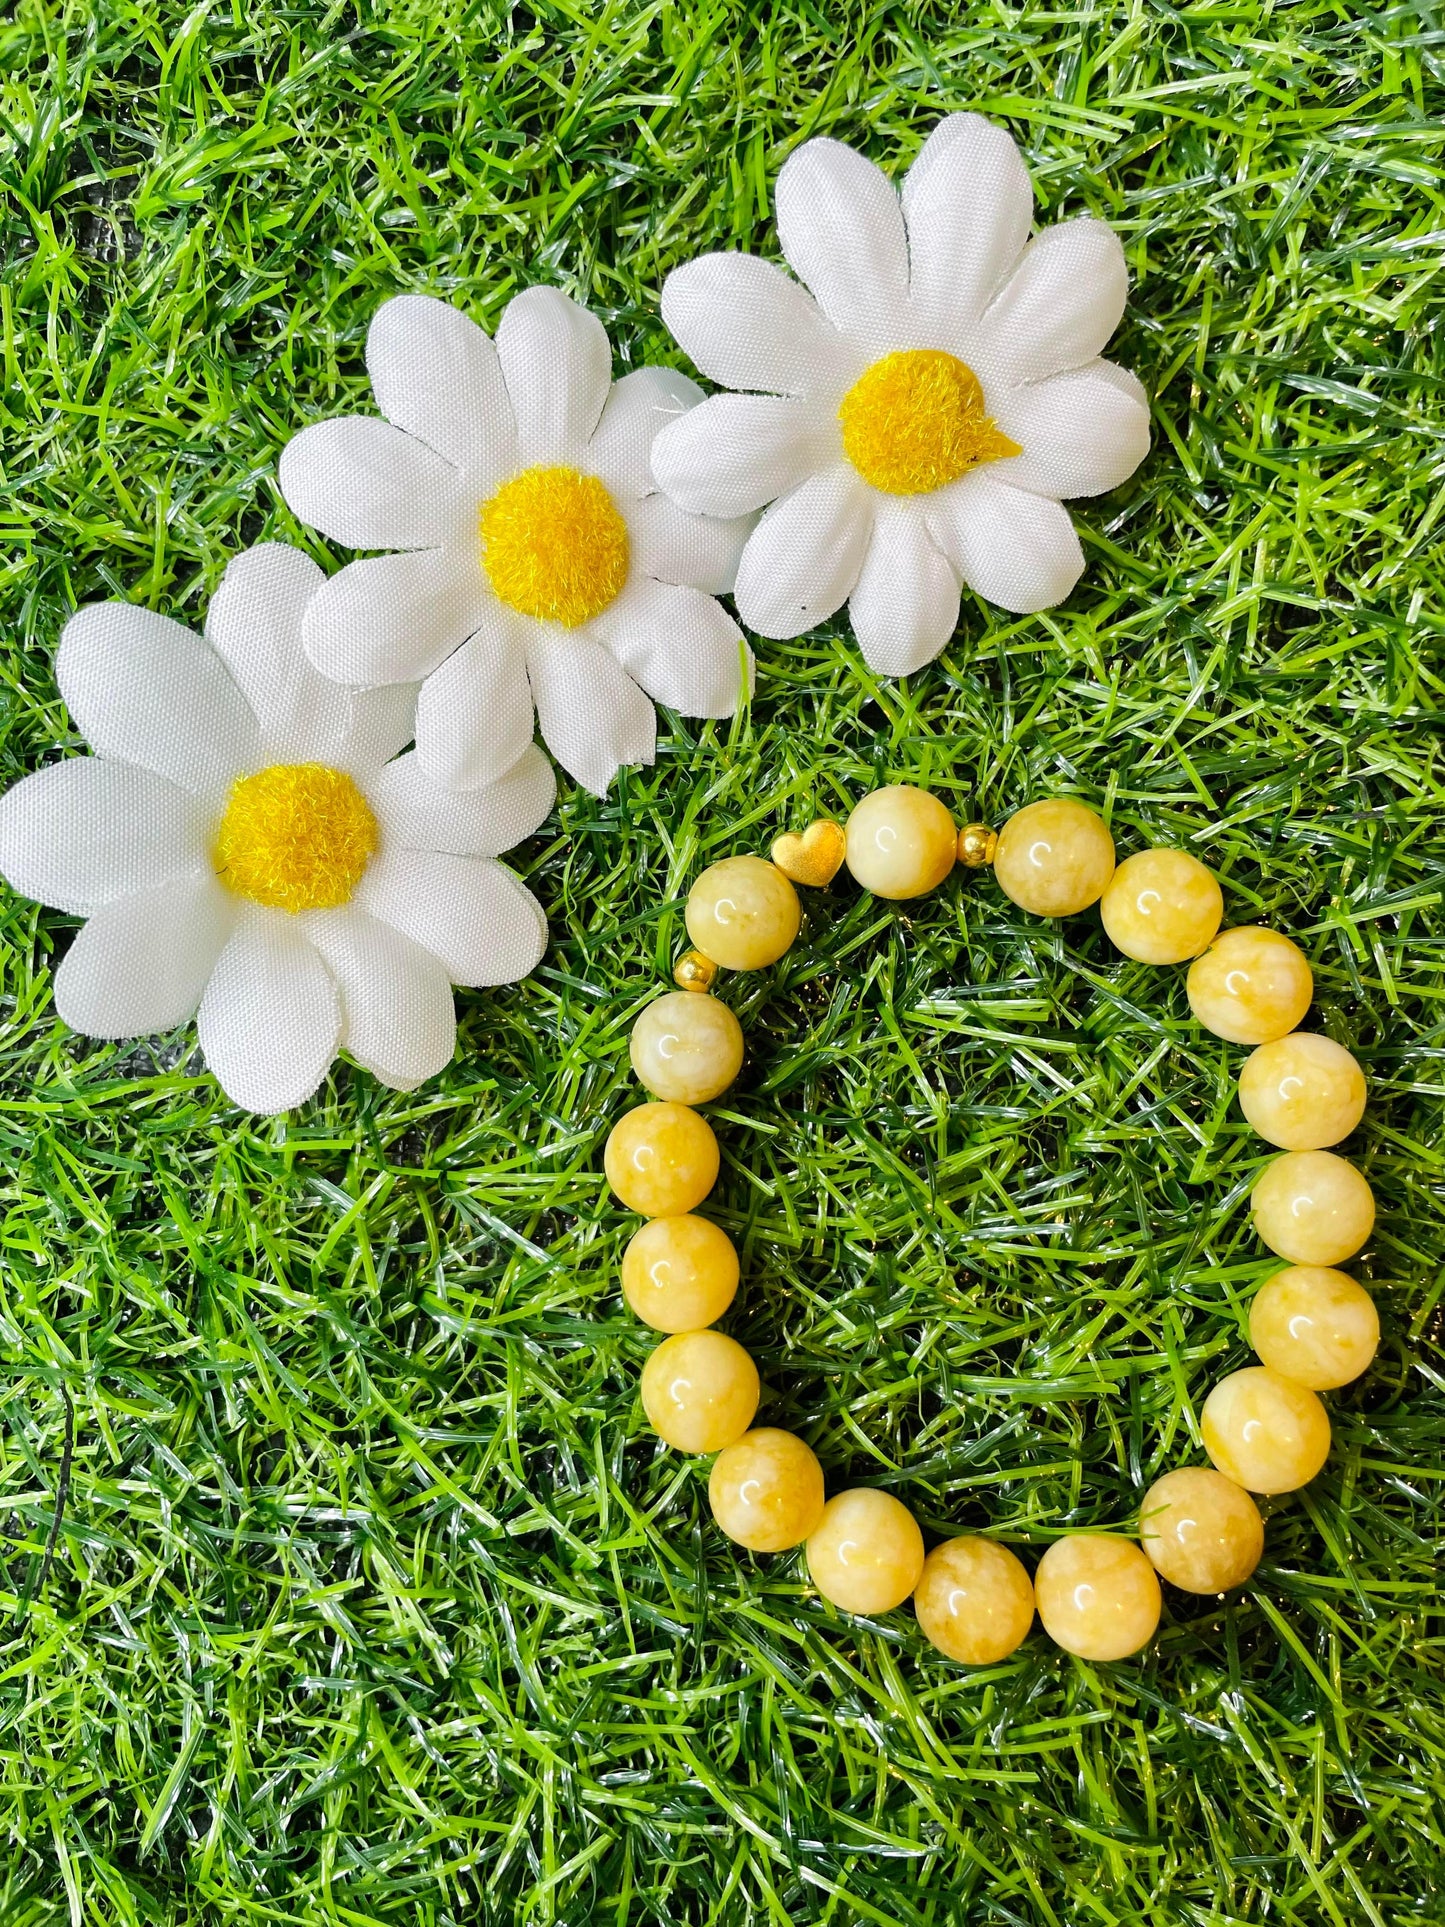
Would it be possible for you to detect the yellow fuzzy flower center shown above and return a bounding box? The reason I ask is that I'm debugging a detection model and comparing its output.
[480,464,630,626]
[839,349,1021,495]
[213,763,379,913]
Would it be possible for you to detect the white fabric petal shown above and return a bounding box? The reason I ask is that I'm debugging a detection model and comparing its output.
[732,466,874,640]
[847,506,961,676]
[304,905,456,1092]
[661,254,860,398]
[57,602,260,804]
[526,632,656,797]
[587,367,704,500]
[278,416,471,552]
[367,293,517,485]
[590,576,752,719]
[343,683,419,772]
[903,114,1034,328]
[1090,359,1150,410]
[206,543,354,764]
[651,395,838,520]
[368,745,555,857]
[0,759,205,914]
[928,472,1084,613]
[627,493,754,594]
[302,547,490,687]
[992,365,1151,499]
[980,219,1129,384]
[357,849,547,988]
[775,137,909,346]
[412,612,535,792]
[54,875,234,1039]
[197,913,341,1114]
[495,286,612,465]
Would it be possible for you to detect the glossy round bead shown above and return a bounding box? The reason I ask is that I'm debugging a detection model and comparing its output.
[1033,1536,1161,1661]
[844,786,957,900]
[629,991,743,1105]
[1139,1467,1264,1593]
[1186,926,1313,1045]
[1237,1032,1366,1151]
[806,1489,925,1615]
[1201,1366,1331,1494]
[1249,1266,1379,1390]
[673,949,718,993]
[1099,848,1223,964]
[685,856,800,971]
[1252,1151,1375,1266]
[913,1537,1035,1664]
[993,799,1115,918]
[621,1215,739,1333]
[956,822,998,869]
[604,1102,719,1218]
[640,1330,759,1454]
[708,1428,825,1551]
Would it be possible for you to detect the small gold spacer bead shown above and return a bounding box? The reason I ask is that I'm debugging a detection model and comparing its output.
[956,823,998,868]
[673,949,719,994]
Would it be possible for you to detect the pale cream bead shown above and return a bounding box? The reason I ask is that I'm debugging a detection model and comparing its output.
[708,1428,825,1551]
[1139,1467,1264,1593]
[913,1537,1035,1664]
[844,786,958,900]
[640,1330,759,1454]
[993,799,1115,918]
[1249,1266,1379,1389]
[622,1215,739,1333]
[685,855,800,970]
[1099,848,1223,964]
[1187,926,1313,1045]
[1237,1032,1366,1150]
[1033,1536,1161,1661]
[604,1102,719,1218]
[630,991,743,1105]
[806,1489,924,1615]
[1201,1366,1331,1493]
[1252,1151,1375,1266]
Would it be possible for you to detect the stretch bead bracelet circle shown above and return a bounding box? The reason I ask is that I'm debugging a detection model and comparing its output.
[602,786,1381,1666]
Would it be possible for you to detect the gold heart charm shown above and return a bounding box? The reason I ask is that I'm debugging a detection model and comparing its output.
[770,819,847,888]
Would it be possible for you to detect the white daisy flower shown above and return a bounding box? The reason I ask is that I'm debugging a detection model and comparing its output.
[0,544,554,1115]
[651,114,1151,675]
[278,288,755,797]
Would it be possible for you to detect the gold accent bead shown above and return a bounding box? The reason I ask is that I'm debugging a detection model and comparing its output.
[956,823,998,868]
[673,949,718,994]
[771,818,848,888]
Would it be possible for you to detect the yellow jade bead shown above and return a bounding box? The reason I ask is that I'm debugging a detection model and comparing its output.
[630,991,743,1105]
[1252,1151,1375,1266]
[708,1428,826,1551]
[1201,1366,1331,1494]
[640,1330,759,1454]
[685,856,800,971]
[621,1215,739,1333]
[1099,848,1223,964]
[1249,1266,1380,1390]
[844,786,958,900]
[604,1102,719,1218]
[993,799,1115,919]
[806,1489,925,1615]
[1237,1032,1367,1151]
[1139,1467,1264,1593]
[913,1537,1035,1665]
[1033,1536,1161,1661]
[1187,926,1313,1045]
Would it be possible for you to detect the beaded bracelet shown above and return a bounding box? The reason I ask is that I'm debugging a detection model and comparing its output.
[602,787,1380,1665]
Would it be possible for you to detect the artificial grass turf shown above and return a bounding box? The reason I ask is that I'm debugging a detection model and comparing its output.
[0,0,1443,1919]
